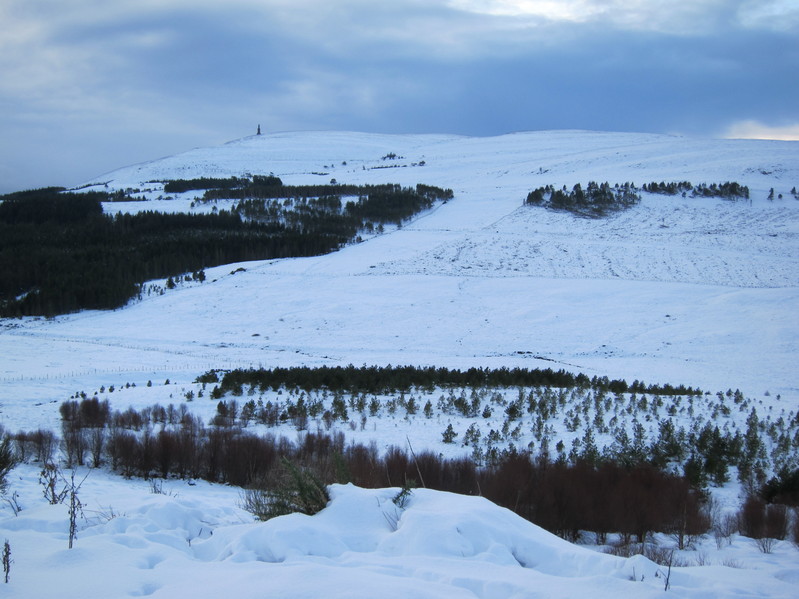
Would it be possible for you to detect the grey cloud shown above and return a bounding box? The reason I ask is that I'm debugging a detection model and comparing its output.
[0,0,796,193]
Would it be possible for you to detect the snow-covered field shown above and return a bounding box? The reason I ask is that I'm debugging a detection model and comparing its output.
[1,130,798,597]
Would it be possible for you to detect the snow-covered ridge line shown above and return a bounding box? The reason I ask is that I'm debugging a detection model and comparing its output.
[85,130,798,196]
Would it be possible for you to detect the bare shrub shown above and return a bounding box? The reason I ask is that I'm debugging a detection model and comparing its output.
[61,428,86,468]
[443,456,478,496]
[2,491,21,516]
[383,446,410,488]
[66,470,88,549]
[346,442,380,487]
[754,535,777,554]
[112,407,144,430]
[203,428,233,481]
[619,465,671,544]
[664,477,710,549]
[739,496,785,553]
[39,463,68,504]
[175,414,204,478]
[738,496,766,539]
[414,451,444,490]
[11,432,29,463]
[297,431,344,473]
[59,401,85,467]
[30,429,56,464]
[107,430,140,478]
[223,433,278,487]
[713,512,738,549]
[79,397,110,428]
[765,503,788,540]
[88,427,105,468]
[477,456,708,544]
[138,429,155,478]
[604,542,690,567]
[481,453,537,521]
[153,430,176,478]
[693,550,710,566]
[721,558,743,568]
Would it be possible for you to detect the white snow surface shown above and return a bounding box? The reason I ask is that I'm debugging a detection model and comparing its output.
[2,466,798,599]
[1,130,799,597]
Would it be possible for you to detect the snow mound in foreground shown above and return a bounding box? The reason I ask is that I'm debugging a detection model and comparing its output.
[200,484,620,571]
[194,485,795,599]
[2,471,798,598]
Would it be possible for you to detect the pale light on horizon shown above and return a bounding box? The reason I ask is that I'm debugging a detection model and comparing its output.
[724,120,799,141]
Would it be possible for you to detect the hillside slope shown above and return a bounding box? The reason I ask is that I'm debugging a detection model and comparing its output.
[2,130,795,399]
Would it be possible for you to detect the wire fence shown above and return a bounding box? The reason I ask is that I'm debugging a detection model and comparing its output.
[0,361,257,384]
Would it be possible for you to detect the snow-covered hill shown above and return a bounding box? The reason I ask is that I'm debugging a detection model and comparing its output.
[5,130,798,397]
[1,130,798,598]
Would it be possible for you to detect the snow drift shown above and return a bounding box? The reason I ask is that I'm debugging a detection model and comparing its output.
[4,467,797,598]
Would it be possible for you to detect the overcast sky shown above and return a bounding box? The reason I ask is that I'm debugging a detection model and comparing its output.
[1,0,797,193]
